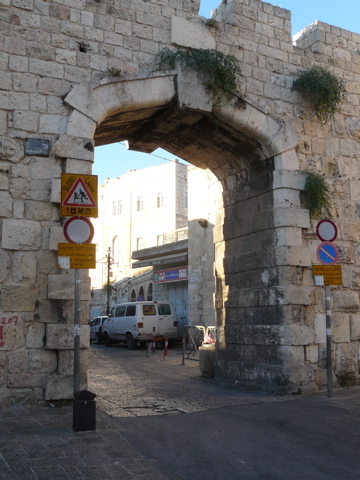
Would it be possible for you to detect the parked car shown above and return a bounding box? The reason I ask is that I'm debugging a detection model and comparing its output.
[89,316,108,344]
[103,301,178,349]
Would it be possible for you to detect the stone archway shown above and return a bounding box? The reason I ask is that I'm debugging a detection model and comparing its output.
[55,73,311,393]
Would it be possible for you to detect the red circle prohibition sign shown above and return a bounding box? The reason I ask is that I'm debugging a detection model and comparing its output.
[63,216,94,244]
[316,219,337,242]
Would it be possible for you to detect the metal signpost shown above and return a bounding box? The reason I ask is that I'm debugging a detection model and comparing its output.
[314,220,341,399]
[59,174,98,430]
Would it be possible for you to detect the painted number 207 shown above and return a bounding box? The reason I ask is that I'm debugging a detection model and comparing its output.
[1,316,19,326]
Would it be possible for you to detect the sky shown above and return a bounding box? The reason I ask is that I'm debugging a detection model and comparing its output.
[94,0,360,184]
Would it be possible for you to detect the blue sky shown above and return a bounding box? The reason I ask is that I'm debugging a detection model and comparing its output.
[94,0,359,184]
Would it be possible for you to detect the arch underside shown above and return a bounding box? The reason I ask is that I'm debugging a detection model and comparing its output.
[94,101,265,179]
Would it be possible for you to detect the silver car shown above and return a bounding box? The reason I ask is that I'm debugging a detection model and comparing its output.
[89,316,108,344]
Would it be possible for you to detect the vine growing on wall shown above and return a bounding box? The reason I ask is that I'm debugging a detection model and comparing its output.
[301,171,331,218]
[153,47,245,108]
[292,66,346,124]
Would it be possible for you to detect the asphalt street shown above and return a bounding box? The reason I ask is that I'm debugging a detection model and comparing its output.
[88,343,360,480]
[0,343,359,480]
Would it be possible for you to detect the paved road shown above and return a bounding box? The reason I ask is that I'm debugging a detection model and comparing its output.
[88,343,360,480]
[1,343,360,480]
[88,342,272,417]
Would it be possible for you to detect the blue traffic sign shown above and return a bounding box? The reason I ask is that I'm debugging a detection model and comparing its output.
[316,242,339,265]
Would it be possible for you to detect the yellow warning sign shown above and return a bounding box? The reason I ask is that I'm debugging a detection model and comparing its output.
[58,243,96,269]
[61,174,98,218]
[313,265,342,286]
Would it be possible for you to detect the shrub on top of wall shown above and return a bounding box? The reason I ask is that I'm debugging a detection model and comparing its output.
[292,66,346,125]
[153,47,245,108]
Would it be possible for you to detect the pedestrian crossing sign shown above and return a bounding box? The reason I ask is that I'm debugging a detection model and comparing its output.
[61,174,98,218]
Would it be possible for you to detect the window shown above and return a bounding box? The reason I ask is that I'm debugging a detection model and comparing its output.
[157,191,164,208]
[131,289,136,302]
[138,286,144,301]
[115,306,126,317]
[126,305,136,316]
[158,304,171,315]
[137,195,143,211]
[142,305,156,316]
[136,237,144,250]
[112,236,121,260]
[147,283,153,301]
[112,200,122,215]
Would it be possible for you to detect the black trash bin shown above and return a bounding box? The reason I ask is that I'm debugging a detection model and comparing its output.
[73,390,97,432]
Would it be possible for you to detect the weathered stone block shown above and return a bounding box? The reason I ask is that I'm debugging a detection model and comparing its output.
[2,219,41,250]
[45,324,89,349]
[335,343,358,374]
[25,349,57,373]
[7,374,45,388]
[13,252,37,284]
[176,65,213,112]
[39,114,67,134]
[333,290,359,313]
[0,314,24,350]
[49,225,66,250]
[25,200,60,222]
[26,324,46,349]
[35,299,59,323]
[48,272,91,301]
[279,345,305,365]
[65,158,93,174]
[30,158,62,181]
[274,207,310,229]
[2,285,39,312]
[350,314,360,340]
[0,137,24,163]
[305,344,319,363]
[44,373,87,400]
[275,246,312,267]
[7,349,25,374]
[0,252,11,284]
[171,16,215,50]
[54,135,94,161]
[332,313,351,343]
[66,110,97,138]
[314,313,326,344]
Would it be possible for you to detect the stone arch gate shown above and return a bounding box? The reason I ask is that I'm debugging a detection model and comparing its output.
[2,0,360,407]
[52,72,309,397]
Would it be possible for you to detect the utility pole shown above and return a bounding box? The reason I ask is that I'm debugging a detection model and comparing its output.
[96,248,118,315]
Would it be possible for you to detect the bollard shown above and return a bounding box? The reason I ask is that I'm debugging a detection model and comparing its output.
[146,341,151,357]
[163,338,168,360]
[199,345,215,378]
[73,390,96,432]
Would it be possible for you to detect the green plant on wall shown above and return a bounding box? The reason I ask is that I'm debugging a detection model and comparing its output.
[153,47,245,108]
[292,66,346,124]
[301,171,331,218]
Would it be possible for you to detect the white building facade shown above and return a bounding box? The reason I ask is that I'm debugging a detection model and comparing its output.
[91,160,188,290]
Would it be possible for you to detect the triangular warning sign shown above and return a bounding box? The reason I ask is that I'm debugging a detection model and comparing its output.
[63,178,97,208]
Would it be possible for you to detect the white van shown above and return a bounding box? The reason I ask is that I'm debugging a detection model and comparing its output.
[103,301,178,349]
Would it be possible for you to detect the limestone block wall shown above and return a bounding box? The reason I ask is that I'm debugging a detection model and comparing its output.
[0,0,359,403]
